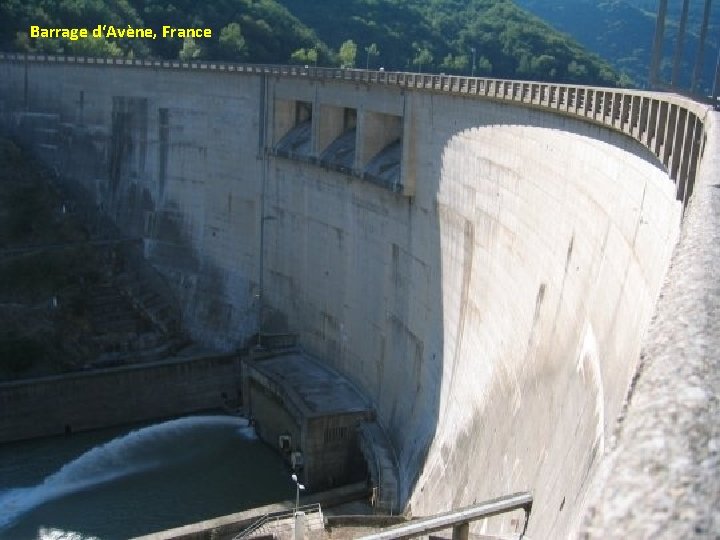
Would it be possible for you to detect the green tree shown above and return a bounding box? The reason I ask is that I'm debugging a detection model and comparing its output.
[219,22,247,60]
[291,47,310,63]
[531,54,557,79]
[70,36,124,57]
[179,37,202,61]
[307,47,318,66]
[440,53,469,73]
[567,60,588,80]
[476,55,492,75]
[364,42,379,70]
[338,39,357,68]
[618,71,634,88]
[413,47,433,73]
[290,47,318,66]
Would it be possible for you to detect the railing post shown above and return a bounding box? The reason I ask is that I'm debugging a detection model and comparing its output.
[670,107,687,182]
[451,522,469,540]
[684,120,703,206]
[602,91,611,123]
[661,103,678,166]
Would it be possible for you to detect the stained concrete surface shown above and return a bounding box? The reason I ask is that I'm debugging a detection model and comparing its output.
[0,57,716,538]
[581,112,720,538]
[249,353,370,416]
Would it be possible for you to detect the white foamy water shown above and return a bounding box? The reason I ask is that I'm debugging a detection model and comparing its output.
[38,527,100,540]
[0,415,255,531]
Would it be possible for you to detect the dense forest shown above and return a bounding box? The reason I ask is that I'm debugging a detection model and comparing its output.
[515,0,719,92]
[278,0,618,84]
[0,0,331,64]
[0,0,620,86]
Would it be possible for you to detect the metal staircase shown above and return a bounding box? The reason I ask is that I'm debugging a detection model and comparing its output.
[233,503,324,540]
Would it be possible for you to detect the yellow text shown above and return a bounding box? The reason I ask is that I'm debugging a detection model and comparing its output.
[30,26,88,41]
[162,26,212,39]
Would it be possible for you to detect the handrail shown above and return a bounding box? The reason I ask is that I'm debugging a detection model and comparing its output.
[357,492,532,540]
[232,502,322,540]
[0,51,705,106]
[0,51,711,207]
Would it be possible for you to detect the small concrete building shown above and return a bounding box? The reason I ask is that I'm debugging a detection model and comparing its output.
[242,352,373,491]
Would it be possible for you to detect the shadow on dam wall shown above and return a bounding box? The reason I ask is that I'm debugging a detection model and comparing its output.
[0,59,687,538]
[0,63,264,351]
[262,132,444,512]
[415,117,679,539]
[261,88,681,539]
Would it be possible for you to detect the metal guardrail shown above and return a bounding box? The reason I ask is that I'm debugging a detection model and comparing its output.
[357,492,532,540]
[0,51,712,209]
[232,502,322,540]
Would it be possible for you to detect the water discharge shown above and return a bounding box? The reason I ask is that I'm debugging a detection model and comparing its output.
[0,416,258,533]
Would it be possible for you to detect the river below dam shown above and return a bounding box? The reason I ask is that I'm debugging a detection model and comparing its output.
[0,415,291,540]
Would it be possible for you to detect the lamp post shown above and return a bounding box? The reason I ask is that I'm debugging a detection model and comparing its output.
[471,47,476,77]
[713,45,720,107]
[291,473,305,514]
[365,43,379,71]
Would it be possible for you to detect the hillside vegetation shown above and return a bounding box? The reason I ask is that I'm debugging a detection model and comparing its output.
[515,0,719,91]
[278,0,617,85]
[0,139,189,382]
[1,0,619,85]
[0,0,331,65]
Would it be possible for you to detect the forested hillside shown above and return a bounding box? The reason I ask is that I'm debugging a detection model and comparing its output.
[0,0,619,86]
[0,0,330,64]
[277,0,618,85]
[514,0,719,91]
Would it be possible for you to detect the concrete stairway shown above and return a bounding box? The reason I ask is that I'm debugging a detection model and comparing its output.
[12,112,61,168]
[235,504,325,540]
[73,258,188,369]
[88,283,145,335]
[81,278,183,368]
[116,270,182,336]
[358,423,400,515]
[254,511,324,540]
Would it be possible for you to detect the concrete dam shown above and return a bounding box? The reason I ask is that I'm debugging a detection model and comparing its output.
[0,53,718,538]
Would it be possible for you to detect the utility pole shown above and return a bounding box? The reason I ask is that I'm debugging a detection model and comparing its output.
[691,0,713,93]
[471,47,476,77]
[365,43,379,71]
[649,0,668,87]
[671,0,690,87]
[713,45,720,107]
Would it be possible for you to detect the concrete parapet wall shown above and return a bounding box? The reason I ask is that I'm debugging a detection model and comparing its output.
[0,53,715,538]
[581,110,720,538]
[0,355,241,443]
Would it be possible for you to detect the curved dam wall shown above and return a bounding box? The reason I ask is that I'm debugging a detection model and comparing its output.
[410,113,678,538]
[262,91,681,538]
[0,55,712,537]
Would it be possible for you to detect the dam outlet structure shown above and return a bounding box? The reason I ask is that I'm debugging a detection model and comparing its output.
[0,53,718,538]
